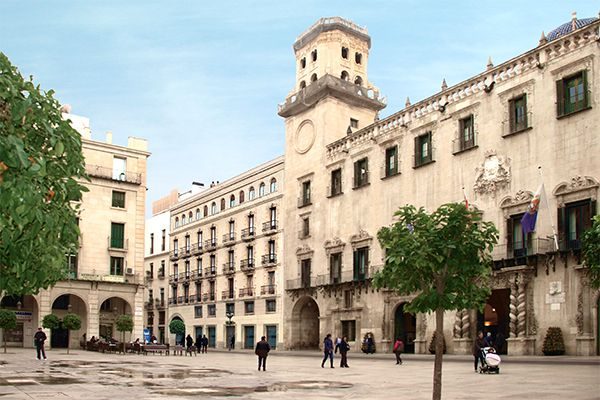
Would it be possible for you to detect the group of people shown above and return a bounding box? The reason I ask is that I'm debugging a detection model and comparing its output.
[182,334,209,353]
[472,331,505,372]
[320,334,406,368]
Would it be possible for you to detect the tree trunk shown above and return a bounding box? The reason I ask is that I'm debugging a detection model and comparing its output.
[432,307,444,400]
[66,332,70,355]
[3,332,6,353]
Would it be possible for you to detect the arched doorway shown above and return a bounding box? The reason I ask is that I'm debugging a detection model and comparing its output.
[394,303,416,354]
[99,297,132,342]
[0,295,39,348]
[170,316,185,346]
[477,289,510,354]
[50,294,87,348]
[291,296,320,349]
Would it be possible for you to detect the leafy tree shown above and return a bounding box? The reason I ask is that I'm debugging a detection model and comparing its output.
[115,314,134,347]
[169,319,185,345]
[374,203,498,400]
[0,309,17,353]
[62,313,81,355]
[0,53,88,296]
[42,314,60,330]
[582,215,600,289]
[428,331,447,354]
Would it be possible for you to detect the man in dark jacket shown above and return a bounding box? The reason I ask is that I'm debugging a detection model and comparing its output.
[254,336,271,371]
[34,327,47,360]
[321,333,334,368]
[335,336,350,368]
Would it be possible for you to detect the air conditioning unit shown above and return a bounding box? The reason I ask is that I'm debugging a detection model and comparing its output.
[126,267,134,275]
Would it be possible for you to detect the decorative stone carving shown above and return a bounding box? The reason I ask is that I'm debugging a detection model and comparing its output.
[473,151,511,194]
[526,284,538,336]
[350,229,373,249]
[453,310,462,338]
[576,290,584,335]
[418,313,427,339]
[461,310,471,339]
[553,175,599,206]
[324,237,345,255]
[296,244,314,258]
[509,281,518,338]
[517,283,527,338]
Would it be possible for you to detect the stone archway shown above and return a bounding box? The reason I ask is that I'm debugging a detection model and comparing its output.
[393,302,416,354]
[50,293,87,349]
[98,297,132,342]
[291,296,320,350]
[169,315,185,346]
[0,295,39,348]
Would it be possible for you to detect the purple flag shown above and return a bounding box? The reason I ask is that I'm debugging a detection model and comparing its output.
[521,184,543,234]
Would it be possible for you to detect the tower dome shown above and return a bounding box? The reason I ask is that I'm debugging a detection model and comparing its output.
[546,14,598,42]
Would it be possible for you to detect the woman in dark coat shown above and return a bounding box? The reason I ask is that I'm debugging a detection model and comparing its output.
[335,336,350,368]
[472,331,485,372]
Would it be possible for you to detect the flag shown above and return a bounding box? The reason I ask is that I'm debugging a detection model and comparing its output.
[521,184,544,234]
[462,187,469,209]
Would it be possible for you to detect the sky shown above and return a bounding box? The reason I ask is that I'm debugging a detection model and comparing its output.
[1,1,598,213]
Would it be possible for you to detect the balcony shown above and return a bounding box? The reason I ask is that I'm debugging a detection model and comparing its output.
[180,246,192,258]
[492,237,553,270]
[261,254,277,267]
[352,173,370,189]
[169,274,178,284]
[221,290,235,300]
[144,300,154,310]
[107,237,128,252]
[157,268,165,278]
[194,293,202,303]
[204,267,217,277]
[320,269,373,285]
[85,164,142,185]
[204,239,217,252]
[240,258,255,272]
[154,298,166,309]
[191,243,204,255]
[297,196,312,208]
[179,271,191,282]
[285,276,324,290]
[223,233,237,246]
[239,287,254,298]
[169,249,179,261]
[222,262,236,275]
[262,220,278,234]
[261,284,276,296]
[202,293,216,302]
[145,270,153,281]
[168,297,177,306]
[192,270,202,281]
[241,227,256,241]
[452,134,478,155]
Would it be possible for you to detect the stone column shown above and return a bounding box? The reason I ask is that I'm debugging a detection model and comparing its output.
[509,281,518,338]
[575,269,595,355]
[453,309,473,355]
[516,283,527,338]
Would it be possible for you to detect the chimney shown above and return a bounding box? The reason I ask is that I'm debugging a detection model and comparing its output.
[106,131,113,144]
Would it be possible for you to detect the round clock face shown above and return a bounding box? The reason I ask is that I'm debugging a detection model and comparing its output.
[294,120,316,154]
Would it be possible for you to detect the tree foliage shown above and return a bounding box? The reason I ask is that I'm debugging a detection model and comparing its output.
[0,53,88,295]
[42,313,60,330]
[169,319,185,336]
[0,309,17,353]
[62,313,81,354]
[115,314,133,334]
[542,327,565,356]
[582,215,600,289]
[374,203,498,400]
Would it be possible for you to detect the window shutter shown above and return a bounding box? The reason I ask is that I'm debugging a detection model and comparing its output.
[556,79,564,116]
[414,136,419,166]
[427,132,433,161]
[364,249,369,276]
[506,218,514,256]
[582,70,589,108]
[582,199,593,231]
[508,99,515,132]
[353,250,359,280]
[523,94,528,127]
[557,206,566,250]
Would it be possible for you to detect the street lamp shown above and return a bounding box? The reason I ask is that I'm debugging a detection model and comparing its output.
[225,311,234,325]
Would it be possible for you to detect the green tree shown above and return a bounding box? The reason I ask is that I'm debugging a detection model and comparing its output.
[115,314,134,348]
[0,53,88,296]
[582,215,600,289]
[0,309,17,353]
[62,313,81,355]
[42,314,61,331]
[374,203,498,400]
[169,319,185,345]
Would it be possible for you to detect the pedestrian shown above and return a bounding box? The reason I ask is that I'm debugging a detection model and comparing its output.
[254,336,271,371]
[321,333,334,368]
[483,332,494,348]
[495,332,506,354]
[393,337,404,365]
[335,336,350,368]
[34,327,47,360]
[201,334,208,353]
[473,331,485,372]
[366,333,374,354]
[195,334,202,352]
[185,334,194,351]
[229,335,235,351]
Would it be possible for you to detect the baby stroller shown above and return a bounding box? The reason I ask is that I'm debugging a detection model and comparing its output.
[479,347,501,374]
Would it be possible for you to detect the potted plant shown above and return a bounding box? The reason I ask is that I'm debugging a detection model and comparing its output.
[542,327,565,356]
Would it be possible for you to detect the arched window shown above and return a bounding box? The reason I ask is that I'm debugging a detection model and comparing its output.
[355,52,362,64]
[239,190,245,204]
[270,178,277,193]
[229,194,236,207]
[300,57,306,69]
[341,46,349,59]
[188,211,193,221]
[203,205,208,217]
[220,198,226,210]
[299,80,306,90]
[196,208,201,220]
[354,76,363,86]
[259,183,266,197]
[311,49,317,62]
[211,202,217,215]
[175,217,179,228]
[311,73,317,82]
[248,186,255,200]
[341,71,349,81]
[181,214,186,225]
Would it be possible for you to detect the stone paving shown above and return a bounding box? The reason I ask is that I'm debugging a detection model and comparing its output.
[0,348,598,399]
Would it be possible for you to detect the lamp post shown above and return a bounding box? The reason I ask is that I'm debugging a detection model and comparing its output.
[225,311,234,350]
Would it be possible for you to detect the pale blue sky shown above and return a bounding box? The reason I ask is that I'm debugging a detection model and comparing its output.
[1,1,598,209]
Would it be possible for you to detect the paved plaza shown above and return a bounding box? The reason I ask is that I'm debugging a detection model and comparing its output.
[0,348,598,399]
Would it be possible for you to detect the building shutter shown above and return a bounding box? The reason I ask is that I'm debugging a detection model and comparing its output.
[556,79,564,116]
[353,250,359,280]
[582,70,589,108]
[557,206,566,250]
[414,136,419,167]
[506,217,514,257]
[508,98,515,132]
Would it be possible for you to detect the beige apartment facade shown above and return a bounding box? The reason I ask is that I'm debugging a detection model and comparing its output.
[280,16,599,356]
[166,157,285,350]
[0,114,150,349]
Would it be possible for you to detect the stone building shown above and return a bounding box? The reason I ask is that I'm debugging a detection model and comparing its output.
[280,16,599,355]
[0,112,150,349]
[166,157,284,350]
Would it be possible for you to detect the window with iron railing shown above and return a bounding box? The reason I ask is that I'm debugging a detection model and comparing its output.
[414,132,433,167]
[330,168,343,196]
[353,158,369,188]
[558,199,596,251]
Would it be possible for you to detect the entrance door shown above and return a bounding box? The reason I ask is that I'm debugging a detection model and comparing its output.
[477,288,510,354]
[226,325,235,350]
[244,325,255,349]
[394,303,416,353]
[266,325,277,349]
[194,326,203,342]
[207,326,216,347]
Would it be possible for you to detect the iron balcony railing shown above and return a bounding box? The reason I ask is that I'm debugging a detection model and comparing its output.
[239,287,254,298]
[204,267,217,277]
[202,292,216,302]
[192,243,204,255]
[240,258,255,272]
[491,237,554,269]
[262,220,278,233]
[221,290,235,300]
[86,164,142,185]
[169,249,179,261]
[261,254,277,266]
[223,233,236,246]
[241,227,256,241]
[204,239,217,251]
[222,262,236,275]
[169,274,178,283]
[261,284,276,295]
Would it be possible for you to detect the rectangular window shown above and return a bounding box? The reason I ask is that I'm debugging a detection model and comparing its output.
[385,145,398,177]
[509,94,529,133]
[414,132,433,167]
[300,181,311,207]
[67,254,78,279]
[112,190,125,208]
[344,290,353,308]
[266,299,276,313]
[458,115,475,151]
[353,157,369,188]
[161,229,166,251]
[226,302,235,316]
[194,306,202,318]
[558,199,595,251]
[301,259,311,288]
[341,320,356,341]
[149,233,154,254]
[244,301,255,315]
[330,253,342,284]
[112,157,126,181]
[301,216,310,238]
[110,256,124,275]
[330,168,342,197]
[506,214,530,259]
[350,118,358,129]
[208,304,216,317]
[110,223,125,249]
[353,247,369,281]
[557,70,590,117]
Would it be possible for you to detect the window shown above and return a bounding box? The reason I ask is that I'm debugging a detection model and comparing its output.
[509,95,529,134]
[112,191,125,208]
[353,247,368,281]
[208,304,216,317]
[341,320,356,341]
[311,73,317,82]
[185,235,191,252]
[173,239,178,255]
[210,226,216,245]
[457,115,476,151]
[350,118,358,129]
[300,57,306,69]
[175,217,179,228]
[341,46,348,59]
[196,208,201,220]
[112,157,126,181]
[311,49,317,62]
[558,199,596,251]
[161,229,166,251]
[248,214,255,234]
[194,306,203,318]
[211,202,217,215]
[197,230,203,247]
[239,190,245,203]
[301,216,310,238]
[330,253,342,284]
[110,256,124,275]
[354,76,363,86]
[299,80,306,90]
[229,195,235,207]
[506,214,530,258]
[189,211,193,222]
[270,178,277,193]
[160,260,165,277]
[353,158,369,188]
[344,290,353,309]
[301,258,311,288]
[266,299,276,313]
[557,70,590,117]
[110,223,125,249]
[268,240,276,260]
[385,145,399,177]
[149,263,154,278]
[355,52,362,64]
[245,301,255,315]
[181,213,186,225]
[269,207,277,228]
[414,132,433,167]
[329,168,342,197]
[149,233,154,254]
[220,198,226,210]
[197,258,202,274]
[259,183,266,197]
[249,187,255,200]
[203,205,208,217]
[67,254,78,278]
[300,181,311,207]
[341,70,349,81]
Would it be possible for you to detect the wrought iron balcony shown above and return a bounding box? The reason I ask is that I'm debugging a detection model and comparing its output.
[86,164,142,185]
[222,262,236,275]
[239,287,254,298]
[262,220,278,234]
[204,239,217,251]
[240,258,255,272]
[169,249,179,261]
[261,284,276,296]
[261,254,277,266]
[223,233,237,246]
[221,290,235,300]
[202,292,216,302]
[241,227,256,241]
[204,267,217,277]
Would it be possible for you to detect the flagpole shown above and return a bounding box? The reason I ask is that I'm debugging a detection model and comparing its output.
[538,166,559,251]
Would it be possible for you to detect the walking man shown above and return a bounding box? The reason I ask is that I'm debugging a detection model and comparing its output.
[34,327,47,360]
[229,335,235,351]
[255,336,270,371]
[335,336,350,368]
[201,334,209,353]
[321,333,334,368]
